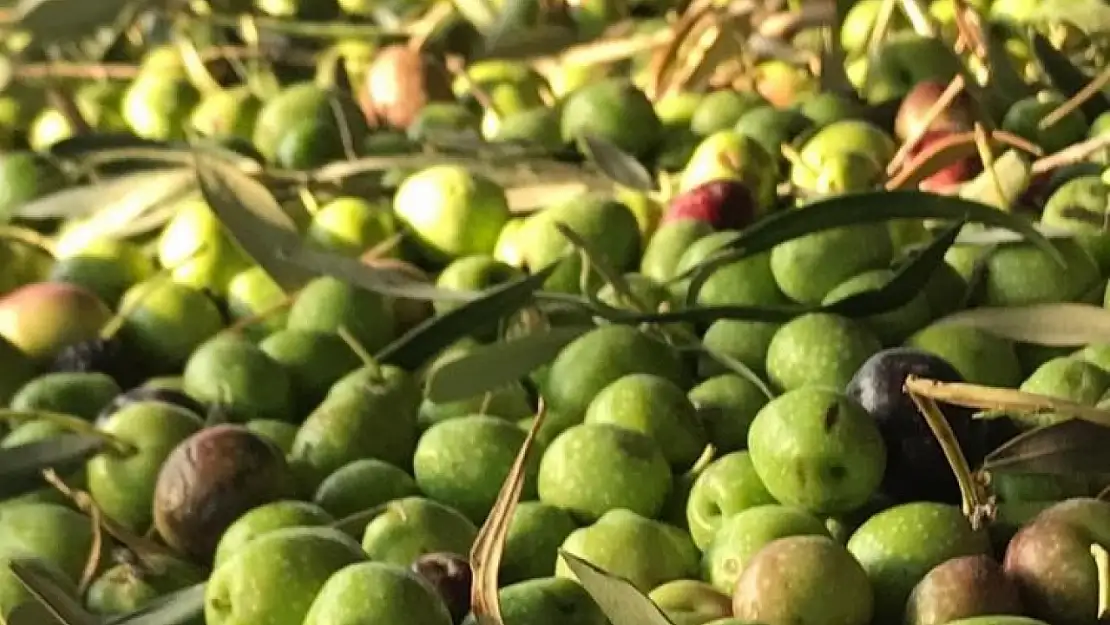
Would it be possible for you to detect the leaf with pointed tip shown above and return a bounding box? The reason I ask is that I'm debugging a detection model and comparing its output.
[555,222,646,310]
[193,150,314,293]
[1031,32,1110,123]
[103,582,206,625]
[46,133,174,161]
[8,558,98,625]
[426,326,590,403]
[0,435,106,499]
[933,303,1110,347]
[824,219,965,317]
[956,223,1076,245]
[580,135,655,192]
[558,551,676,625]
[983,419,1110,475]
[280,245,478,302]
[680,189,1060,304]
[375,263,560,369]
[17,168,193,221]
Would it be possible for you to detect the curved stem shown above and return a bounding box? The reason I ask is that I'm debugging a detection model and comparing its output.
[906,375,987,527]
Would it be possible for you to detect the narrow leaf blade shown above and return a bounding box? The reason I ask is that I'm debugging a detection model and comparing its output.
[426,326,590,403]
[558,551,676,625]
[984,419,1110,474]
[103,582,207,625]
[281,246,478,302]
[0,435,106,499]
[9,558,98,625]
[375,263,560,369]
[580,135,656,192]
[682,188,1062,300]
[825,219,965,317]
[933,303,1110,347]
[193,151,315,292]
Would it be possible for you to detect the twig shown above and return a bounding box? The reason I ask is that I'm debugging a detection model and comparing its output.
[1040,63,1110,130]
[888,74,967,175]
[756,1,835,39]
[1032,132,1110,174]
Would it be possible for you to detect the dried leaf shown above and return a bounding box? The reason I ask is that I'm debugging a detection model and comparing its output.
[933,303,1110,347]
[193,150,314,292]
[0,435,106,499]
[984,419,1110,475]
[557,551,676,625]
[957,149,1031,210]
[470,404,547,625]
[426,326,589,403]
[103,582,206,625]
[375,263,560,369]
[579,135,655,192]
[904,376,1110,427]
[8,558,98,625]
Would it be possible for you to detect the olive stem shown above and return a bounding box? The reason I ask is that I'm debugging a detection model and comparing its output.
[329,503,390,536]
[905,376,987,527]
[1093,543,1110,621]
[337,325,375,366]
[0,410,135,456]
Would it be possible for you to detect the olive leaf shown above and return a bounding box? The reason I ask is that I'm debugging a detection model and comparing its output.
[8,558,98,625]
[983,419,1110,475]
[16,168,194,221]
[679,189,1061,304]
[555,222,647,311]
[193,149,315,293]
[103,582,207,625]
[932,303,1110,347]
[1032,32,1110,123]
[375,262,560,370]
[693,344,775,400]
[580,135,656,192]
[823,218,965,318]
[470,401,547,625]
[0,435,107,499]
[5,601,66,625]
[13,0,146,43]
[982,23,1034,105]
[280,245,477,302]
[425,325,590,403]
[47,134,175,162]
[955,223,1076,245]
[557,551,675,625]
[957,149,1031,210]
[904,376,1110,427]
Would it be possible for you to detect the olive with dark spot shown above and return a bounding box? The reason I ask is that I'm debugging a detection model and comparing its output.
[152,424,295,563]
[411,552,473,624]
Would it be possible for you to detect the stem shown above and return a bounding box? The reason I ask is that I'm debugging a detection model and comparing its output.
[337,325,375,366]
[905,376,987,528]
